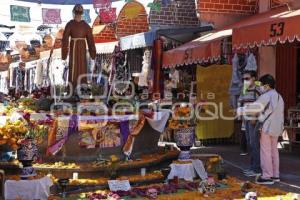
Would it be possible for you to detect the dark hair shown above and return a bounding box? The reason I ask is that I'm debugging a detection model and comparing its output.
[259,74,275,89]
[242,70,257,78]
[73,4,83,15]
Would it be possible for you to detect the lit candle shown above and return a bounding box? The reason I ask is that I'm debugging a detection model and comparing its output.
[73,172,78,180]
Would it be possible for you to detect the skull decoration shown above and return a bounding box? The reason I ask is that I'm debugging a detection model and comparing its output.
[198,177,216,194]
[207,176,216,193]
[198,180,208,194]
[146,188,158,200]
[245,192,257,200]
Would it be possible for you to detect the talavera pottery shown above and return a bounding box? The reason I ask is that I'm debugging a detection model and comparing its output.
[174,127,195,160]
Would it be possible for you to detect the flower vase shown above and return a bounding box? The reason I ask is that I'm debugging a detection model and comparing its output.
[17,138,38,179]
[174,127,195,160]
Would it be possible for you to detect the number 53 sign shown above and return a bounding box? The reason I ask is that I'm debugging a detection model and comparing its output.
[270,22,285,37]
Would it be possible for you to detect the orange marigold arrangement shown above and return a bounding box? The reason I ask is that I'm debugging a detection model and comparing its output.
[168,106,195,129]
[0,120,28,150]
[0,115,53,151]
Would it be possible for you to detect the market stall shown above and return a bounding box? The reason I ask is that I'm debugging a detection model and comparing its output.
[119,31,156,100]
[162,29,234,142]
[231,5,300,150]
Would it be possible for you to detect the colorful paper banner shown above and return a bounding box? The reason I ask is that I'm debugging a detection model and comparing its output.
[100,8,116,23]
[93,0,111,9]
[10,5,31,22]
[147,2,161,12]
[42,8,62,24]
[83,9,91,23]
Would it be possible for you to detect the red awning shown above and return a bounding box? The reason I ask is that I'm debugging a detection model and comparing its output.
[233,7,300,49]
[162,30,231,68]
[162,6,290,68]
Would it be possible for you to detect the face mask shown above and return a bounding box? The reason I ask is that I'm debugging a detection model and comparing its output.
[244,80,251,87]
[259,86,267,94]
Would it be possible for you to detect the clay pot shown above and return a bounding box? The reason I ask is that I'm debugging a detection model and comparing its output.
[43,34,54,48]
[0,53,10,71]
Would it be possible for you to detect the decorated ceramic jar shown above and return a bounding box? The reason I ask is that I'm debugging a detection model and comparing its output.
[174,127,195,160]
[20,166,37,178]
[17,138,39,161]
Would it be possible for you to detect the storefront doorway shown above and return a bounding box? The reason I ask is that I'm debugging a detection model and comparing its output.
[276,42,297,115]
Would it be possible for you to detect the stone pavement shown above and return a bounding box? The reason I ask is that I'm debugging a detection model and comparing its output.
[191,145,300,193]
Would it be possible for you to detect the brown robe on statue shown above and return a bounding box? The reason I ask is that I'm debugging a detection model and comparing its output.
[62,20,96,88]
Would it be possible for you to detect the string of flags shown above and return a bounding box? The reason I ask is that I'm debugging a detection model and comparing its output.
[9,0,173,24]
[10,4,92,24]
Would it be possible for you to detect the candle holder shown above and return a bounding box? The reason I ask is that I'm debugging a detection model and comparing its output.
[58,178,69,198]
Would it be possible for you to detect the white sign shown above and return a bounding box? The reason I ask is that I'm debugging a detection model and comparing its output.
[108,180,131,192]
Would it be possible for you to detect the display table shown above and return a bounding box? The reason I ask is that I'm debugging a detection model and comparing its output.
[167,160,207,182]
[5,176,53,200]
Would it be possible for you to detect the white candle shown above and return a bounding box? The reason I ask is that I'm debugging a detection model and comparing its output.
[141,168,146,177]
[73,172,78,180]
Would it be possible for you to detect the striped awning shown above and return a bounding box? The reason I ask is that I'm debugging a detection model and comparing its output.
[233,7,300,49]
[120,31,156,51]
[96,41,118,54]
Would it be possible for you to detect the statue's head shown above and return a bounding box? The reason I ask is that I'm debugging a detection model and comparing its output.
[73,4,84,16]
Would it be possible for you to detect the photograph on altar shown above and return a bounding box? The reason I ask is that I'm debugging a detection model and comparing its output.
[79,123,121,149]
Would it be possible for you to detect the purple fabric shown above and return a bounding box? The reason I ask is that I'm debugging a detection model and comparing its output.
[68,114,78,135]
[47,114,78,155]
[47,138,66,155]
[120,121,130,144]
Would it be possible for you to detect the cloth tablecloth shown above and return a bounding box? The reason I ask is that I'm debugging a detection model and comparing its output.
[145,110,170,133]
[5,176,53,200]
[168,163,196,182]
[168,159,208,182]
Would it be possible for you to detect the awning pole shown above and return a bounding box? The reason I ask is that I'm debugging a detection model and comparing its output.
[152,39,163,100]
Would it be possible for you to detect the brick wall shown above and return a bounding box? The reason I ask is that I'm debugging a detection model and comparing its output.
[93,17,117,43]
[94,25,117,43]
[197,0,258,29]
[197,0,257,15]
[116,1,149,38]
[149,0,200,29]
